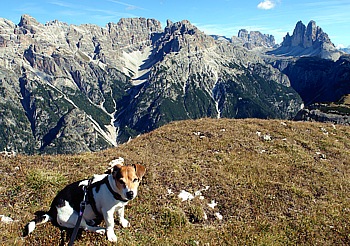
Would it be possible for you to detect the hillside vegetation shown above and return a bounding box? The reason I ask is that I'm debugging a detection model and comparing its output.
[1,118,349,245]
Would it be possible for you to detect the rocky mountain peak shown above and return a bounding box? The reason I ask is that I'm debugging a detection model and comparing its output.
[164,19,198,35]
[107,17,162,48]
[236,29,275,49]
[17,14,42,34]
[153,19,215,57]
[3,15,345,155]
[269,20,342,60]
[18,14,39,26]
[287,20,332,49]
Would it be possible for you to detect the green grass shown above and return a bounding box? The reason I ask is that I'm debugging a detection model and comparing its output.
[0,118,349,245]
[26,169,67,191]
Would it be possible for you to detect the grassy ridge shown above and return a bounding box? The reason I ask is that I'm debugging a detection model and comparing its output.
[1,118,350,245]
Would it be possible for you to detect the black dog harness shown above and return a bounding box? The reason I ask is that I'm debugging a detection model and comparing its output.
[68,177,92,246]
[87,176,128,219]
[68,175,128,246]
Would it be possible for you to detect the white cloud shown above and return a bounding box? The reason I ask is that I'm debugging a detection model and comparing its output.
[257,0,276,10]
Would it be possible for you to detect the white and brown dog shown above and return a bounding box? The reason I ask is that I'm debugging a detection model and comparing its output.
[23,163,146,243]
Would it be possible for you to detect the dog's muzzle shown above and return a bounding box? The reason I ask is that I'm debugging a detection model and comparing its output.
[126,191,134,200]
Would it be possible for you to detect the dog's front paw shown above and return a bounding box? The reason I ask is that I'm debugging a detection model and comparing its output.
[106,229,118,243]
[120,218,130,228]
[95,228,106,235]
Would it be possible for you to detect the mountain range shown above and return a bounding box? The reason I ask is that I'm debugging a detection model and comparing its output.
[340,47,350,54]
[0,15,349,154]
[268,20,342,60]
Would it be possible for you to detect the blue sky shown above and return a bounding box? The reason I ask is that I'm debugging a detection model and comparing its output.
[1,0,349,47]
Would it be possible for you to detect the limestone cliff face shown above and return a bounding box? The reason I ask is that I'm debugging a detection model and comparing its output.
[114,20,302,141]
[281,20,332,50]
[269,20,343,60]
[3,15,349,153]
[236,29,276,50]
[0,15,304,154]
[0,15,161,153]
[272,56,350,106]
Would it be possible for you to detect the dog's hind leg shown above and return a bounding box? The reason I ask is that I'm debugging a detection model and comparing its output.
[57,203,106,236]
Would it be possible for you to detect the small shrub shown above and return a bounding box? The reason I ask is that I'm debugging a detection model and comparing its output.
[159,207,188,230]
[185,203,206,224]
[26,169,67,191]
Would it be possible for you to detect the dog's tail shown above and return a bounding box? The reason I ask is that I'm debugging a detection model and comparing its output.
[23,211,52,237]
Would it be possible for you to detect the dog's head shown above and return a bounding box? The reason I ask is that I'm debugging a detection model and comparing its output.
[110,164,146,201]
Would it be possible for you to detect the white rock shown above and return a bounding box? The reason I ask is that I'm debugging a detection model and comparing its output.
[203,212,208,220]
[208,200,217,209]
[109,157,125,167]
[178,190,194,201]
[263,134,272,141]
[194,190,202,197]
[0,215,16,223]
[214,212,223,220]
[316,151,326,159]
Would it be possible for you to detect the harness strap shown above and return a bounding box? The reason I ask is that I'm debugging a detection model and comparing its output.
[86,181,102,220]
[104,176,129,202]
[67,175,128,246]
[68,177,92,246]
[86,176,128,219]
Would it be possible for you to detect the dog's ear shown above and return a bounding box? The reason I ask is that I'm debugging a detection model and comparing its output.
[111,164,123,178]
[133,164,146,180]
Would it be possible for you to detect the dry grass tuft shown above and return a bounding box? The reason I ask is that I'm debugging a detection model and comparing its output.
[0,118,349,245]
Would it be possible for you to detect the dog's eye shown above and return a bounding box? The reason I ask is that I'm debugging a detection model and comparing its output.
[119,179,125,185]
[133,178,139,183]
